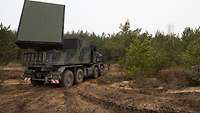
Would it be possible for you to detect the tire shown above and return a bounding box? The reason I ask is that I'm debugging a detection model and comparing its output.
[99,65,105,76]
[75,69,84,84]
[93,67,99,78]
[60,70,74,87]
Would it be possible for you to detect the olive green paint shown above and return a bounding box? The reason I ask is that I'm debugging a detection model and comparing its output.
[17,0,65,43]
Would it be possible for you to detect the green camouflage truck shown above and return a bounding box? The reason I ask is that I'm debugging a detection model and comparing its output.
[16,0,104,87]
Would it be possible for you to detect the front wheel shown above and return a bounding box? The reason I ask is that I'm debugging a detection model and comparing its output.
[93,67,99,78]
[60,70,74,87]
[75,69,84,84]
[99,65,105,76]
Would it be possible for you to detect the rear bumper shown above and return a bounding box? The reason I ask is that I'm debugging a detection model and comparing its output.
[24,77,60,84]
[24,70,61,84]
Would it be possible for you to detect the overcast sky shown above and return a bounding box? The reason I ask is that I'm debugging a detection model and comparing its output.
[0,0,200,35]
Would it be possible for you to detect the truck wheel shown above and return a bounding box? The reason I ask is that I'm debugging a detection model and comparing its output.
[75,69,84,84]
[93,67,99,78]
[60,70,74,87]
[99,65,104,76]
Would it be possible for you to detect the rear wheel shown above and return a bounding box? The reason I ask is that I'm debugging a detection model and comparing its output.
[60,70,74,87]
[75,69,84,84]
[93,67,99,78]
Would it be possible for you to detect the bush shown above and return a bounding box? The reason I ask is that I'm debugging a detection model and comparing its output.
[0,23,17,65]
[125,37,157,75]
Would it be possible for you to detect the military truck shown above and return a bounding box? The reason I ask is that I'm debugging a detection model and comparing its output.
[16,0,104,87]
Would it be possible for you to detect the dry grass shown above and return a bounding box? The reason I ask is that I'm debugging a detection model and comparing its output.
[0,63,24,83]
[157,67,192,88]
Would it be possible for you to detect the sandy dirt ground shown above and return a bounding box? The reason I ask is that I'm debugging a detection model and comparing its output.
[0,64,200,113]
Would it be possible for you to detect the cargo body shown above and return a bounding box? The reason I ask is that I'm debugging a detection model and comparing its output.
[22,39,93,66]
[17,0,104,87]
[22,39,104,87]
